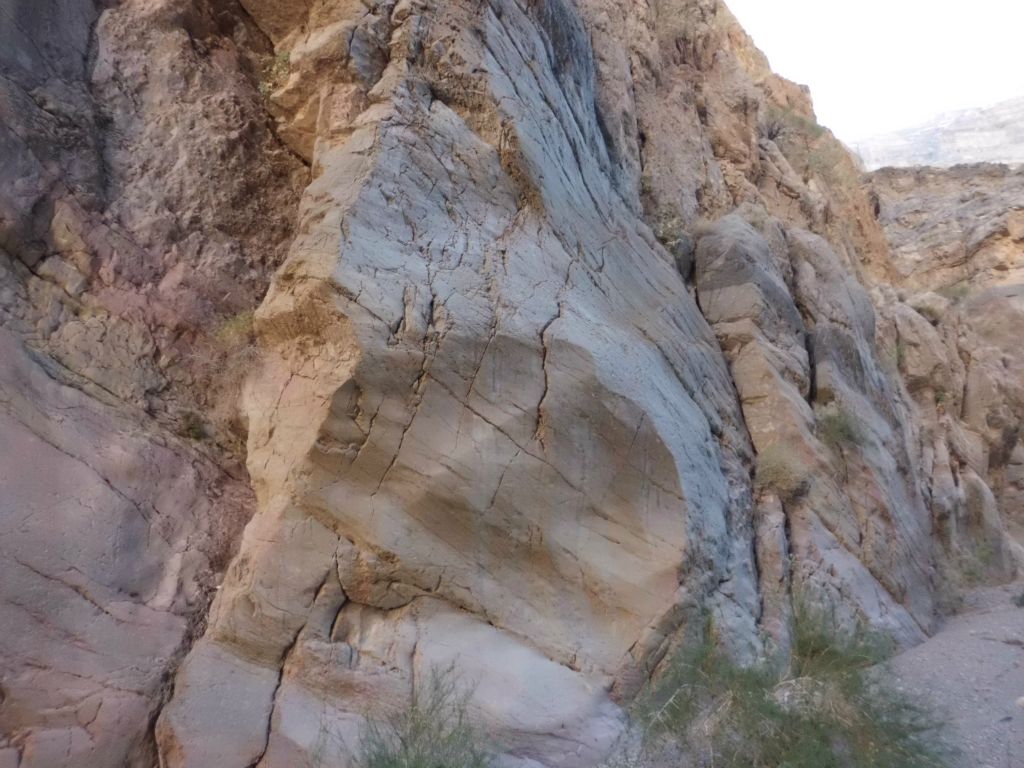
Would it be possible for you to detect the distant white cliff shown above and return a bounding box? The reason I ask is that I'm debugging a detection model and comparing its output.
[852,95,1024,170]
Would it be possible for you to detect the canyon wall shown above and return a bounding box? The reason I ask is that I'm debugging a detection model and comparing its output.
[853,95,1024,170]
[869,164,1024,557]
[0,0,303,764]
[0,1,1020,766]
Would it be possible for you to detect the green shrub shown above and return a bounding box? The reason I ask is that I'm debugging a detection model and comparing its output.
[259,51,290,98]
[806,143,852,185]
[652,213,684,246]
[178,410,207,441]
[959,542,997,586]
[932,569,965,616]
[817,404,864,451]
[634,612,951,768]
[355,666,494,768]
[762,105,826,142]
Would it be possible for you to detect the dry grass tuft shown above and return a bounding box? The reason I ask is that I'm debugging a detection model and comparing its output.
[352,666,494,768]
[755,443,811,502]
[817,403,864,451]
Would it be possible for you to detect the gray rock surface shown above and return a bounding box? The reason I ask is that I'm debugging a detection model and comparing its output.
[155,0,958,764]
[0,330,251,766]
[869,164,1024,291]
[696,215,936,646]
[0,0,1020,765]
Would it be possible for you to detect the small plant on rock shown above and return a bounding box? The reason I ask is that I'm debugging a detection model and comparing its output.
[259,51,290,98]
[762,105,826,142]
[755,443,810,502]
[938,283,970,303]
[355,665,494,768]
[817,404,864,451]
[214,309,255,348]
[959,541,998,586]
[634,609,952,768]
[178,410,207,441]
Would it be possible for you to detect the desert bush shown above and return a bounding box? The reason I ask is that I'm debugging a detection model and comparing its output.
[932,567,965,616]
[806,143,852,185]
[214,309,255,348]
[652,213,684,247]
[259,51,290,98]
[634,611,951,768]
[755,443,810,502]
[958,541,997,586]
[181,308,261,450]
[355,666,494,768]
[817,404,864,451]
[760,105,860,188]
[213,310,259,379]
[762,105,826,142]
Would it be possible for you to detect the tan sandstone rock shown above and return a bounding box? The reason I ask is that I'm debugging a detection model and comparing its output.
[1,0,1019,765]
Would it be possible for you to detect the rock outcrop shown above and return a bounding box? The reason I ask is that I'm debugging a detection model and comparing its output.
[869,164,1024,291]
[152,0,946,763]
[0,0,1019,766]
[853,95,1024,170]
[869,164,1024,568]
[1,0,302,764]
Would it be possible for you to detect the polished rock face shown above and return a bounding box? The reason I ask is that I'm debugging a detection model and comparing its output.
[0,0,1019,766]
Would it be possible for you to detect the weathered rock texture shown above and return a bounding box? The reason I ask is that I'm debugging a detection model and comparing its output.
[870,164,1024,292]
[853,95,1024,170]
[152,0,949,763]
[869,164,1024,571]
[0,0,1019,766]
[1,0,302,764]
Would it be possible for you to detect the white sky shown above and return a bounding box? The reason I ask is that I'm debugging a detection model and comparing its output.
[726,0,1024,143]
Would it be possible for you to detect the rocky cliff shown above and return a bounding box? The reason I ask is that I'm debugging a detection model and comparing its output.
[0,1,1020,766]
[869,163,1024,553]
[853,95,1024,170]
